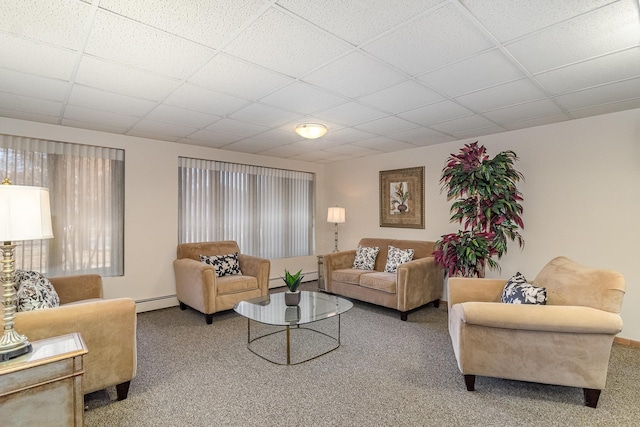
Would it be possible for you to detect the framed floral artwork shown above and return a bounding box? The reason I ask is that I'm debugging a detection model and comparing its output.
[379,166,425,229]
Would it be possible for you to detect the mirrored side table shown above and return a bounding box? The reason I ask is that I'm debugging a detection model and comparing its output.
[317,254,325,291]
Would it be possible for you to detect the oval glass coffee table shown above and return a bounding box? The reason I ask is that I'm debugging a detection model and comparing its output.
[234,291,353,365]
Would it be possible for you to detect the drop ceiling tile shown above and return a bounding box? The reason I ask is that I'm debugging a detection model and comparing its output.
[222,138,278,154]
[321,127,378,144]
[554,77,640,111]
[459,0,614,42]
[146,104,221,128]
[452,126,507,139]
[75,56,181,101]
[387,127,446,144]
[454,79,547,112]
[407,134,457,147]
[503,114,570,131]
[63,104,140,129]
[291,138,343,150]
[0,68,68,101]
[0,108,59,125]
[364,3,494,75]
[354,116,418,135]
[179,129,242,148]
[164,84,249,116]
[0,92,62,117]
[303,51,407,99]
[205,117,269,137]
[126,128,181,142]
[0,0,92,49]
[357,80,444,113]
[0,34,77,80]
[252,128,304,144]
[61,118,129,134]
[325,144,383,157]
[419,49,524,97]
[229,103,299,127]
[258,144,309,157]
[506,0,640,74]
[98,0,266,49]
[568,98,640,119]
[397,100,474,126]
[314,102,388,126]
[286,150,335,162]
[429,114,496,134]
[535,47,640,95]
[260,82,346,114]
[277,117,345,136]
[68,85,156,117]
[131,119,199,138]
[85,10,215,79]
[224,7,351,78]
[189,54,293,100]
[352,137,418,153]
[483,99,565,125]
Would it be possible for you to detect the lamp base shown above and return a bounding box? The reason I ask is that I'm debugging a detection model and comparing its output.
[0,341,32,362]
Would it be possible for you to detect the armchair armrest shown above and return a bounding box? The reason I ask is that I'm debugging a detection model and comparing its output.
[238,254,270,294]
[447,277,507,310]
[452,302,623,334]
[173,258,215,311]
[49,274,104,304]
[323,250,356,292]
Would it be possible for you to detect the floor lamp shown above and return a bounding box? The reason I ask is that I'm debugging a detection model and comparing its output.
[0,178,53,361]
[327,207,345,253]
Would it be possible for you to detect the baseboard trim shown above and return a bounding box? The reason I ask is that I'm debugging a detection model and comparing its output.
[135,295,179,313]
[614,337,640,348]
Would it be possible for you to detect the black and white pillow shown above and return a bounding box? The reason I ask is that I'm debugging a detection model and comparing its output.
[383,245,415,273]
[200,253,242,277]
[353,245,380,270]
[501,272,547,305]
[15,270,60,311]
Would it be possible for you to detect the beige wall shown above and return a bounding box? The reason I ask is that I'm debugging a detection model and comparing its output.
[324,108,640,342]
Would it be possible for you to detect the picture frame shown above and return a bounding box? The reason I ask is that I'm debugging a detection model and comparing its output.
[379,166,425,229]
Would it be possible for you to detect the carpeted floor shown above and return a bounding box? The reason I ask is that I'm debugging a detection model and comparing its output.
[84,283,640,426]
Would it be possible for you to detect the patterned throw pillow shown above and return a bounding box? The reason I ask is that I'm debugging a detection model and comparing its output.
[200,253,242,277]
[353,245,380,270]
[15,270,60,311]
[383,245,415,273]
[501,272,547,305]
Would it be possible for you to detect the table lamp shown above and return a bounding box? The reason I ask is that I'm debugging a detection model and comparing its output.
[0,178,53,361]
[327,206,345,253]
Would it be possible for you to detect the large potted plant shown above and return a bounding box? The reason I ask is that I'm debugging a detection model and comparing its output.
[434,142,525,277]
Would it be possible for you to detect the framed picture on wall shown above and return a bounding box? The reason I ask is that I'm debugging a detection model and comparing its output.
[379,166,425,229]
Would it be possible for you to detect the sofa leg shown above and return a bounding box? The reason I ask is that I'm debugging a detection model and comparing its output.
[433,299,440,308]
[116,381,131,401]
[584,388,601,408]
[205,313,214,324]
[400,312,408,321]
[179,301,187,310]
[464,375,475,391]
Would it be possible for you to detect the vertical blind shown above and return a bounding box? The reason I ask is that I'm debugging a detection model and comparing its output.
[0,134,124,276]
[178,157,315,259]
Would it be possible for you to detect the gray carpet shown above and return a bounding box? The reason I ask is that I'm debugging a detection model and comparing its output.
[85,283,640,426]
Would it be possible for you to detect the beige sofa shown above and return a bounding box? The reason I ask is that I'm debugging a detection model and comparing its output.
[14,274,137,400]
[447,256,625,408]
[323,238,443,320]
[173,241,270,324]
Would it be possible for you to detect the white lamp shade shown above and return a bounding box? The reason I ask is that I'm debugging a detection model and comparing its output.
[0,185,53,241]
[327,207,345,224]
[295,123,327,139]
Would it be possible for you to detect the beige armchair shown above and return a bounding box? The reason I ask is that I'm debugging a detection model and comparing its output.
[447,256,625,408]
[173,241,270,324]
[14,274,137,400]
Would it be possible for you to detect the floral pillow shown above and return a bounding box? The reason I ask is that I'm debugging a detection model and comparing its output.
[383,245,415,273]
[353,245,380,270]
[200,253,242,277]
[501,272,547,305]
[15,270,60,311]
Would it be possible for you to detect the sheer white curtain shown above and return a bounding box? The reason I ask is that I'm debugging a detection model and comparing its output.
[0,134,124,276]
[179,157,315,259]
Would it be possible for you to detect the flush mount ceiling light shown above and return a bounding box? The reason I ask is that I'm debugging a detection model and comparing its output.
[295,123,327,139]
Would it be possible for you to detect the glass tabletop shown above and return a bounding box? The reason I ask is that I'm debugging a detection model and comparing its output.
[234,291,353,326]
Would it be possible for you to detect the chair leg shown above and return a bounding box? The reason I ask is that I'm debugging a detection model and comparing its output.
[116,381,131,401]
[205,313,214,324]
[464,375,476,391]
[400,312,408,321]
[433,299,440,308]
[179,301,187,310]
[584,388,601,408]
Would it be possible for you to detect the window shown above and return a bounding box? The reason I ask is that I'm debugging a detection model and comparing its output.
[178,157,315,259]
[0,134,124,276]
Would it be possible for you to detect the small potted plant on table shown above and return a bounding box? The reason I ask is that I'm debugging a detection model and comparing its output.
[283,269,304,306]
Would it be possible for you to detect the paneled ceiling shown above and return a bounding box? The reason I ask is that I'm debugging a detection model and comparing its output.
[1,0,639,163]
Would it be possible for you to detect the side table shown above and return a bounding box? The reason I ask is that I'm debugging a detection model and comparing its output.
[317,254,325,291]
[0,332,88,427]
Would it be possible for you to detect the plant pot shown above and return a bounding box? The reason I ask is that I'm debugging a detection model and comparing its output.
[284,290,300,306]
[285,305,300,322]
[397,204,408,213]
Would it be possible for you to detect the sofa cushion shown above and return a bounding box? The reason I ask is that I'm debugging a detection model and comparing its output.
[216,275,258,295]
[383,245,414,273]
[353,245,380,270]
[501,272,547,305]
[15,270,60,311]
[200,252,242,277]
[332,269,371,285]
[360,272,397,294]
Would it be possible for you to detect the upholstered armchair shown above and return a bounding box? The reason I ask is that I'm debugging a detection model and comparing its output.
[447,256,625,408]
[173,241,270,324]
